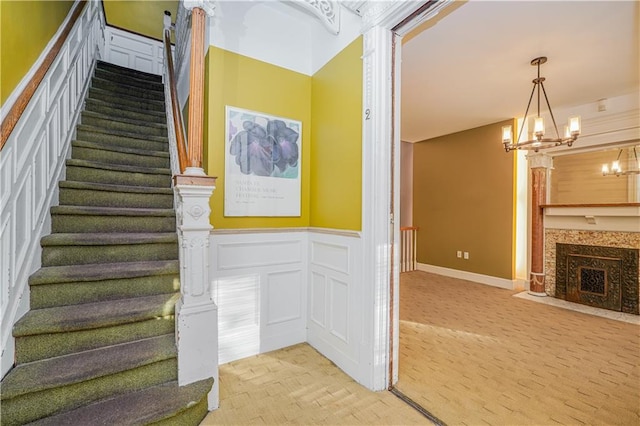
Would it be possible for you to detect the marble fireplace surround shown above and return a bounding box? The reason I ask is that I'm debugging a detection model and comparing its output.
[543,205,640,314]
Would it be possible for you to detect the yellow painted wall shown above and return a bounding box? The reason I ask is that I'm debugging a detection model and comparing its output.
[102,0,178,41]
[0,0,74,105]
[310,37,362,230]
[204,47,312,229]
[412,121,516,279]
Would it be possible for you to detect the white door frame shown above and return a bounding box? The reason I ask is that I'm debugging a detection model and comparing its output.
[360,0,455,391]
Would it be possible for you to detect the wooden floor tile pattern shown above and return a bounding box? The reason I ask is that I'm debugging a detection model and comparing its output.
[202,343,428,425]
[202,271,639,425]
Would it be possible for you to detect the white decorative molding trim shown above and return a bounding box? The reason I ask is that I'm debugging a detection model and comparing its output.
[1,0,103,378]
[173,182,218,410]
[298,0,340,34]
[526,153,553,169]
[416,263,519,291]
[211,226,361,238]
[360,24,394,391]
[544,205,640,232]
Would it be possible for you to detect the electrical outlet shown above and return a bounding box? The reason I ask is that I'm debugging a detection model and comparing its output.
[457,251,462,258]
[464,252,469,260]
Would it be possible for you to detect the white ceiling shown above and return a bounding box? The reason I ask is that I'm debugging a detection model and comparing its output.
[400,0,640,143]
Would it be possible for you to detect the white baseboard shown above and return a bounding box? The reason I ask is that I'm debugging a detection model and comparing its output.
[416,263,518,290]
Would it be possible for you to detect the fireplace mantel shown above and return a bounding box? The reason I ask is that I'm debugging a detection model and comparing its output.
[542,203,640,232]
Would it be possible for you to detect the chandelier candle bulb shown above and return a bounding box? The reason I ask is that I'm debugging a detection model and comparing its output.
[502,125,513,144]
[569,116,581,135]
[534,117,545,136]
[612,160,621,173]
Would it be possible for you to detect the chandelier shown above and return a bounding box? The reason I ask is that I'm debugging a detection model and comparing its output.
[602,146,640,176]
[502,57,581,152]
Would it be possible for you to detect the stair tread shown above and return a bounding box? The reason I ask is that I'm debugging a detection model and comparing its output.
[13,293,179,336]
[88,86,165,108]
[51,205,176,217]
[41,232,178,246]
[59,180,173,195]
[29,260,179,285]
[87,89,166,114]
[96,60,163,82]
[77,124,168,143]
[29,378,213,426]
[85,97,166,118]
[94,67,164,91]
[92,74,164,93]
[82,110,167,130]
[73,139,170,158]
[92,76,164,96]
[1,335,176,400]
[66,158,171,175]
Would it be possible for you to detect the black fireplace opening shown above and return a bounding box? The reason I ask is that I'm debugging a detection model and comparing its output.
[556,243,639,315]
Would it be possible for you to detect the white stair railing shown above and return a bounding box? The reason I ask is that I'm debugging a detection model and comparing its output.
[400,227,418,272]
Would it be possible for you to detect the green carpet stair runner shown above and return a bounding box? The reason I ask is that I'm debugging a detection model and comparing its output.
[0,61,212,425]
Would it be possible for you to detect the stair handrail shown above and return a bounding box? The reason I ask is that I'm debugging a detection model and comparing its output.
[0,0,87,151]
[163,12,188,175]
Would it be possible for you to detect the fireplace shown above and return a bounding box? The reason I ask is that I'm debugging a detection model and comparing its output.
[556,243,639,314]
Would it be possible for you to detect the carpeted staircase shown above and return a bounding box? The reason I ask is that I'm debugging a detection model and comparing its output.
[0,61,212,425]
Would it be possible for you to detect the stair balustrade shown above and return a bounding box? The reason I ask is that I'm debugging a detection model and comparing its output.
[162,1,219,411]
[400,227,419,272]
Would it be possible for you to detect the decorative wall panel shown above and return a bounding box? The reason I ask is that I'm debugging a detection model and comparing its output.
[307,230,362,384]
[104,27,165,75]
[0,0,102,378]
[211,231,307,364]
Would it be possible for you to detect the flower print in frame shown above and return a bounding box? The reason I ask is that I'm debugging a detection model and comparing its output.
[224,106,302,217]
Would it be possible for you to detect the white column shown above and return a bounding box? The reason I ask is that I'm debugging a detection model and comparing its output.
[173,174,218,410]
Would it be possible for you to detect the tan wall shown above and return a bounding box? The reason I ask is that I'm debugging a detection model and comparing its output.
[413,121,516,279]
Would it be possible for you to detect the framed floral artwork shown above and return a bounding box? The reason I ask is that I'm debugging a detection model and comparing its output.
[224,106,302,217]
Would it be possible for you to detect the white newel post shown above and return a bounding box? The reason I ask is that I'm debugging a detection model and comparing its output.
[173,174,218,410]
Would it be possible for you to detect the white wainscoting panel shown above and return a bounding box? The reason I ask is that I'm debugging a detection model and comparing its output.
[104,27,164,75]
[307,230,364,385]
[0,0,103,378]
[211,231,307,364]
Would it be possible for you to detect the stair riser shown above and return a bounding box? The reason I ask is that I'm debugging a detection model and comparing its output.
[59,188,173,209]
[30,275,180,309]
[66,165,171,188]
[1,358,177,426]
[51,214,176,234]
[77,129,168,151]
[88,88,165,113]
[94,68,164,92]
[81,114,167,137]
[72,145,170,168]
[84,99,166,124]
[92,79,165,102]
[42,242,178,267]
[15,317,175,364]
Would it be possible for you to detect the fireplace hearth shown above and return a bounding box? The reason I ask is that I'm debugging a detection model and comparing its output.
[556,243,639,315]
